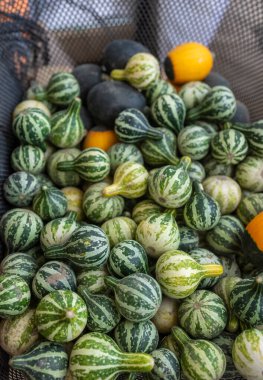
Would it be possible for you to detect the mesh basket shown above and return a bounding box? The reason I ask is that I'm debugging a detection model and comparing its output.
[0,0,262,379]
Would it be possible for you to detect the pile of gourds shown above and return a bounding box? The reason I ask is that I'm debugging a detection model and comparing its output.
[0,39,263,380]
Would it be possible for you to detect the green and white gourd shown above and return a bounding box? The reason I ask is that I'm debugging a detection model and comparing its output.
[57,147,110,182]
[147,348,180,380]
[135,212,180,258]
[32,261,77,299]
[219,256,241,278]
[132,200,162,224]
[114,320,159,353]
[195,120,219,137]
[78,286,121,333]
[3,171,39,207]
[107,143,144,173]
[105,273,162,322]
[178,226,199,252]
[151,93,186,134]
[108,240,149,277]
[115,108,163,143]
[44,225,110,269]
[44,72,80,105]
[206,215,244,255]
[235,155,263,192]
[202,175,242,214]
[204,157,234,177]
[101,216,137,248]
[0,253,38,283]
[9,341,68,380]
[140,128,179,166]
[32,186,68,222]
[230,120,263,157]
[47,148,81,187]
[237,193,263,225]
[189,248,222,288]
[187,85,236,123]
[82,181,124,223]
[0,208,43,253]
[0,274,31,317]
[145,78,175,105]
[11,144,46,174]
[160,335,180,358]
[36,173,54,188]
[178,125,211,160]
[188,161,206,182]
[77,267,108,294]
[148,157,192,208]
[25,245,46,267]
[183,181,221,231]
[179,81,211,109]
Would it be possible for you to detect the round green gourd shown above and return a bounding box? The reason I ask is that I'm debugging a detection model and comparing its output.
[132,200,162,224]
[179,81,211,109]
[32,261,77,299]
[47,148,81,187]
[82,181,124,223]
[35,173,54,189]
[183,181,221,231]
[189,248,222,288]
[178,125,211,160]
[178,290,227,339]
[145,78,175,105]
[178,226,199,252]
[235,155,263,192]
[230,120,263,157]
[0,253,38,283]
[135,212,180,258]
[77,267,108,294]
[188,161,206,182]
[45,72,80,105]
[204,157,234,177]
[32,186,68,222]
[105,273,162,322]
[151,93,186,134]
[3,171,39,207]
[237,193,263,225]
[107,143,144,172]
[101,216,137,248]
[0,208,43,253]
[206,215,244,255]
[11,144,46,174]
[195,120,219,137]
[147,348,180,380]
[202,175,242,214]
[57,147,110,183]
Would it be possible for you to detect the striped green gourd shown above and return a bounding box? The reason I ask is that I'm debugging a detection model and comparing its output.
[189,248,222,288]
[83,181,124,223]
[195,120,219,137]
[47,148,81,187]
[145,78,175,105]
[232,329,263,380]
[103,162,148,199]
[0,208,43,253]
[35,289,87,342]
[178,290,227,339]
[11,144,46,174]
[77,267,108,294]
[25,245,45,267]
[44,225,110,269]
[183,181,221,231]
[211,129,248,165]
[147,348,180,380]
[171,326,226,380]
[114,320,159,353]
[36,173,54,188]
[32,186,68,222]
[230,120,263,157]
[0,308,39,356]
[105,273,162,322]
[202,175,242,214]
[178,125,211,160]
[219,256,241,278]
[235,155,263,192]
[12,108,51,151]
[140,128,179,166]
[78,286,121,332]
[69,332,154,380]
[108,240,148,277]
[237,193,263,225]
[107,143,144,173]
[188,161,206,182]
[111,52,160,90]
[230,273,263,326]
[148,156,192,208]
[160,335,180,358]
[135,212,180,258]
[50,98,85,148]
[0,274,31,317]
[101,216,137,248]
[204,157,234,177]
[187,86,236,123]
[9,341,68,380]
[0,253,38,283]
[151,93,186,134]
[45,72,80,105]
[206,215,244,255]
[155,250,223,299]
[3,171,39,207]
[132,200,162,224]
[32,261,77,299]
[179,81,211,109]
[178,226,199,252]
[40,211,79,250]
[57,147,110,182]
[213,276,242,333]
[114,108,163,143]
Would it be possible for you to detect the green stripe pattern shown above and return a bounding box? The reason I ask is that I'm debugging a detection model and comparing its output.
[151,93,186,134]
[46,72,80,105]
[101,216,137,248]
[179,81,211,109]
[145,78,175,105]
[77,267,108,294]
[33,186,68,222]
[220,256,241,278]
[11,144,46,174]
[132,200,162,224]
[0,253,38,283]
[148,348,180,380]
[178,226,199,252]
[3,171,39,207]
[232,120,263,157]
[178,125,211,160]
[0,274,31,317]
[189,248,222,288]
[236,155,263,192]
[204,157,234,177]
[211,129,248,164]
[107,143,144,173]
[189,161,206,182]
[237,193,263,225]
[35,290,87,342]
[47,148,81,187]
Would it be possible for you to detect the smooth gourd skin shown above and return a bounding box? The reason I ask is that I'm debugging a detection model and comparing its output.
[242,212,263,265]
[204,71,231,88]
[72,64,102,101]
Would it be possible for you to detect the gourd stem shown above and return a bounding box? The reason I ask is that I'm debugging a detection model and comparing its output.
[203,264,223,277]
[171,326,190,351]
[122,353,154,373]
[57,160,75,172]
[222,122,232,130]
[179,156,191,170]
[256,274,263,284]
[227,314,239,333]
[66,211,78,221]
[105,276,119,289]
[102,184,121,197]
[146,128,163,140]
[110,69,126,81]
[68,97,81,116]
[193,180,204,194]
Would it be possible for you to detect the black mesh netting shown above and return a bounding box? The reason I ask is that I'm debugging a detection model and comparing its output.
[0,0,262,379]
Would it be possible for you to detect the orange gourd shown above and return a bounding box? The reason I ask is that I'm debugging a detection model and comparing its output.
[164,42,213,84]
[243,211,263,266]
[83,126,118,151]
[246,211,263,251]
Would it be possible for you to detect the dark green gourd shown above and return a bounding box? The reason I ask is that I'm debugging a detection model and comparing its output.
[147,348,180,380]
[32,186,68,222]
[228,120,263,157]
